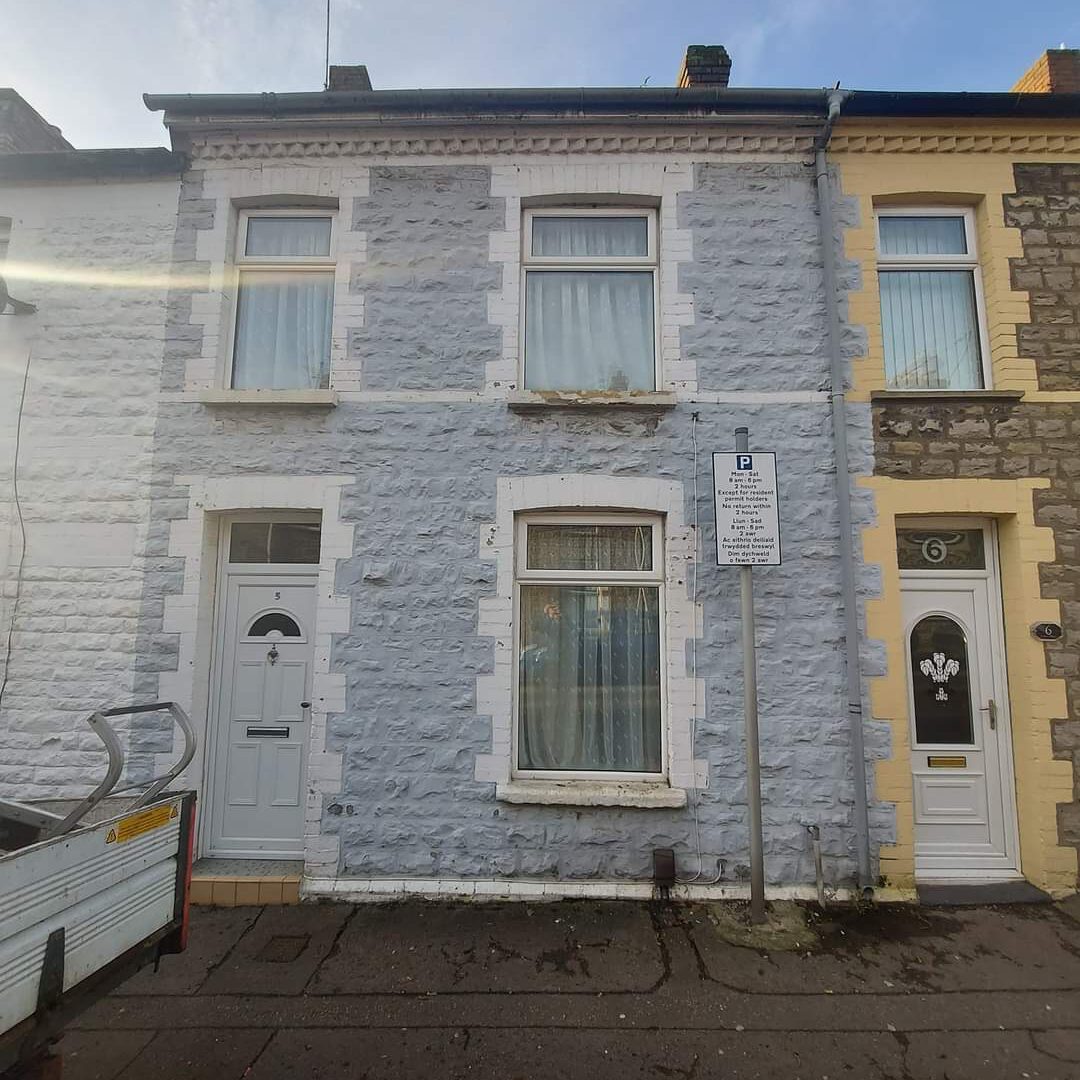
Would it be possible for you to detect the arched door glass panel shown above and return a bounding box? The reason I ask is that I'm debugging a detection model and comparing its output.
[247,612,302,638]
[910,615,974,744]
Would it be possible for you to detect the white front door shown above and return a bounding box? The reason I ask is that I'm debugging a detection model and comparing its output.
[899,522,1019,880]
[208,572,318,857]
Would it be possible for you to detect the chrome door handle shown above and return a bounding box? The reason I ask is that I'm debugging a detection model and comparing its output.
[982,699,998,730]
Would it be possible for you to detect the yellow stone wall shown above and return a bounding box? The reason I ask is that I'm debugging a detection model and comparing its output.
[832,120,1079,896]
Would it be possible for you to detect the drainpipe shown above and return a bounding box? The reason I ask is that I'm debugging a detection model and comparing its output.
[813,88,874,896]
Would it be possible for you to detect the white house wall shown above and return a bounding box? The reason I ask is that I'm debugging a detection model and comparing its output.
[0,177,178,798]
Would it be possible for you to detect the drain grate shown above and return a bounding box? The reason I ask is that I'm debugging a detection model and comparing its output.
[256,934,310,963]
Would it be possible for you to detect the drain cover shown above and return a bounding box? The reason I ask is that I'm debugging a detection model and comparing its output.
[256,934,310,963]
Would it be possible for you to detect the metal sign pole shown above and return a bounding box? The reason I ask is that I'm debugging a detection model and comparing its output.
[735,426,766,925]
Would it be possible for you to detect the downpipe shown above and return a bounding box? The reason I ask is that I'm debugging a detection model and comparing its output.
[813,88,874,899]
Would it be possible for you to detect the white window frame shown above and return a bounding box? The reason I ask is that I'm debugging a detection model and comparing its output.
[226,208,337,390]
[874,207,992,391]
[512,511,667,782]
[520,207,661,391]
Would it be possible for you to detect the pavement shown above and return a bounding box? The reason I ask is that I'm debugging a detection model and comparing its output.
[58,896,1080,1079]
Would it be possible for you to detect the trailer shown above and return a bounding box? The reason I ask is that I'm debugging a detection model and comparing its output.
[0,703,197,1079]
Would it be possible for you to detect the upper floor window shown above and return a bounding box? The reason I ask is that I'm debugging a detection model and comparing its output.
[522,209,657,392]
[231,211,335,390]
[0,217,10,264]
[515,514,664,778]
[876,208,988,391]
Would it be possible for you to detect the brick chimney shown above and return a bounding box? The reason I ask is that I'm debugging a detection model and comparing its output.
[1012,48,1080,93]
[677,45,732,88]
[327,64,372,92]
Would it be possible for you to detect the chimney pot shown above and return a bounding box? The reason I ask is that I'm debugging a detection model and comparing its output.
[1012,48,1080,93]
[677,45,732,88]
[328,65,373,92]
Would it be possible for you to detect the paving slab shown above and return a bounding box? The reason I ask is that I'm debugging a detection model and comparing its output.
[684,902,1080,995]
[56,1031,153,1080]
[197,904,353,996]
[310,900,666,994]
[114,907,260,996]
[247,1027,913,1080]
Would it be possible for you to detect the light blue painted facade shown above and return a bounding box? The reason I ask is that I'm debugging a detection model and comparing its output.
[136,146,890,890]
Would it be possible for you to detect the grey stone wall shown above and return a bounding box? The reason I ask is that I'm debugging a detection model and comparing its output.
[138,159,889,888]
[351,166,503,392]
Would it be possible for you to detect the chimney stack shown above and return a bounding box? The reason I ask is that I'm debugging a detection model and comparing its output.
[1013,48,1080,93]
[327,65,373,92]
[677,45,732,88]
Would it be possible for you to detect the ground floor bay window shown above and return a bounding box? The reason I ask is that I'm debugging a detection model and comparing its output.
[515,515,664,777]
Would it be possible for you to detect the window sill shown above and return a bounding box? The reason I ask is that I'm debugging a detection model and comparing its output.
[506,390,677,410]
[496,780,687,809]
[870,389,1024,402]
[197,389,339,407]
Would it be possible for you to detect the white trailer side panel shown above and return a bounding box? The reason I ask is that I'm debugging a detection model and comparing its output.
[0,798,183,1034]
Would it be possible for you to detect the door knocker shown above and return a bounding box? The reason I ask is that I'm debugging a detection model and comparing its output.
[267,644,279,665]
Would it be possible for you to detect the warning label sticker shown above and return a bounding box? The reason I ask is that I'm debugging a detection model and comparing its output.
[106,802,177,845]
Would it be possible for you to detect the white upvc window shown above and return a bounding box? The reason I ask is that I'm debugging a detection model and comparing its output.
[229,210,336,390]
[875,207,991,391]
[521,208,659,392]
[513,513,666,780]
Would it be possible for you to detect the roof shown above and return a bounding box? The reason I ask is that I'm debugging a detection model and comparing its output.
[142,86,1080,125]
[0,148,186,182]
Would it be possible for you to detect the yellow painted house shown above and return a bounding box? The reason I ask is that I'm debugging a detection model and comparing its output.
[830,50,1080,897]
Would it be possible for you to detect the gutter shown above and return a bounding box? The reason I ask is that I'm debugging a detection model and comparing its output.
[143,86,831,123]
[813,88,875,896]
[0,148,186,183]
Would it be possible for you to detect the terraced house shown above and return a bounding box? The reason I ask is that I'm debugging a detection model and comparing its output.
[830,49,1080,898]
[1,47,1078,904]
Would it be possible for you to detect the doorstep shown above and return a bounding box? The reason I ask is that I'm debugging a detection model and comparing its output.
[190,857,304,907]
[916,880,1052,906]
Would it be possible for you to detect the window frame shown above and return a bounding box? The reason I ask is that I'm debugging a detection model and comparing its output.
[226,208,337,390]
[874,206,992,391]
[511,511,668,783]
[520,207,661,392]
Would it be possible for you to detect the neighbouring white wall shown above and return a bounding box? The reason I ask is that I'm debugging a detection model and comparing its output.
[0,177,178,799]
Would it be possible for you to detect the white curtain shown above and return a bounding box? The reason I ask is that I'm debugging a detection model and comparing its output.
[525,271,654,390]
[532,216,648,257]
[526,216,654,391]
[232,270,333,389]
[233,217,333,389]
[245,216,331,257]
[880,270,982,389]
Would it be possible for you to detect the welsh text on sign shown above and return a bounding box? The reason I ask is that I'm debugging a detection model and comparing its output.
[712,451,781,566]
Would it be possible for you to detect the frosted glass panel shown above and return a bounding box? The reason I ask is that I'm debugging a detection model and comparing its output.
[879,215,967,256]
[525,271,654,390]
[230,522,321,564]
[880,270,983,389]
[910,615,974,745]
[246,216,332,257]
[532,216,648,257]
[232,270,333,389]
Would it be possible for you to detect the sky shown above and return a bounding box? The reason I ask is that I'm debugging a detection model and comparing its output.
[4,0,1080,149]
